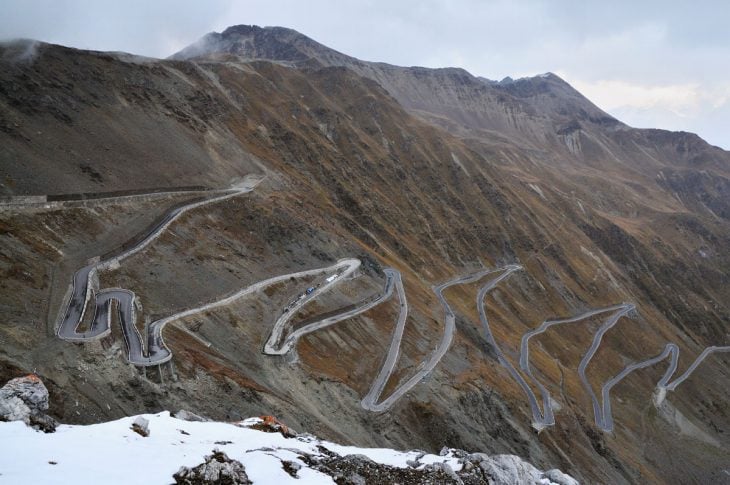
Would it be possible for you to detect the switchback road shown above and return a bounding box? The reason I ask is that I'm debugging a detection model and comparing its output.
[56,177,263,365]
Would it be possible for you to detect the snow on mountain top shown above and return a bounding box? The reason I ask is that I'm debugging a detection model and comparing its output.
[1,412,327,484]
[0,412,577,484]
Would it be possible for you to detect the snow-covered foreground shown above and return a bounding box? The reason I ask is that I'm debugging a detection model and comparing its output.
[0,412,577,484]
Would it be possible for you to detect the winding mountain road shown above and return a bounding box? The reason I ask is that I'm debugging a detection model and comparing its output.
[264,265,523,412]
[470,264,729,432]
[52,181,728,422]
[575,303,636,431]
[598,343,730,431]
[145,258,361,365]
[473,269,729,432]
[665,346,730,390]
[472,264,563,429]
[263,259,367,355]
[56,177,264,365]
[261,265,439,412]
[360,269,408,412]
[518,304,634,429]
[363,266,526,411]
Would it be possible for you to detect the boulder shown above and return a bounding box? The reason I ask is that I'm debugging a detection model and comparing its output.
[0,374,56,432]
[478,454,543,484]
[465,452,490,463]
[174,449,251,484]
[281,460,301,478]
[441,462,460,481]
[542,468,580,485]
[0,394,31,422]
[342,454,375,464]
[29,413,58,433]
[131,416,150,437]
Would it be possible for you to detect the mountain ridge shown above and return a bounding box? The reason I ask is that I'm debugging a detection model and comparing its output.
[1,25,729,485]
[168,24,730,181]
[170,25,625,148]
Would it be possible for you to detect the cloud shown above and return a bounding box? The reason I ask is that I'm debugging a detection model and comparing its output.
[561,75,730,148]
[1,39,41,64]
[0,0,232,57]
[567,79,702,115]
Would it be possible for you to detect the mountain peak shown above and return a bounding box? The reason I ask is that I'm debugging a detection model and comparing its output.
[219,24,296,37]
[169,24,350,65]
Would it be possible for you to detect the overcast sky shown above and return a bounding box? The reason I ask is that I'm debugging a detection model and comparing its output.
[2,0,729,149]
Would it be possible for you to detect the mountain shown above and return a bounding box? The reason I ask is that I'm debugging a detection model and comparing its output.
[1,26,729,484]
[170,25,622,148]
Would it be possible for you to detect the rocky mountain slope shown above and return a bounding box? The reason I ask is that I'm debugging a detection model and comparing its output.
[0,375,577,484]
[1,26,728,484]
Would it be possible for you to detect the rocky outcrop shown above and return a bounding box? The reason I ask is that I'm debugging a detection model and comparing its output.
[173,409,209,422]
[244,415,297,438]
[307,452,458,484]
[0,375,57,432]
[233,416,576,484]
[303,446,577,485]
[173,449,251,484]
[459,452,578,485]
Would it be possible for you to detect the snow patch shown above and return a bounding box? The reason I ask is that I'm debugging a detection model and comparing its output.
[0,412,576,484]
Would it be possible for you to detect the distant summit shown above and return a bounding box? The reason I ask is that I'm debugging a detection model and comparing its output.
[170,24,353,67]
[172,25,621,143]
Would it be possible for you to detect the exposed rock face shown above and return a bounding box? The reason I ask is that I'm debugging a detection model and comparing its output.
[467,453,579,485]
[173,449,251,485]
[0,374,56,432]
[306,447,576,484]
[308,452,458,484]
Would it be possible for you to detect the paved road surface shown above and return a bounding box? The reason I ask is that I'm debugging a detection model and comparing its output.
[359,266,513,412]
[483,280,727,432]
[54,184,729,421]
[574,303,636,431]
[360,269,408,412]
[598,343,730,431]
[264,268,397,356]
[137,258,360,365]
[518,304,634,429]
[472,265,563,429]
[56,177,263,365]
[263,259,363,355]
